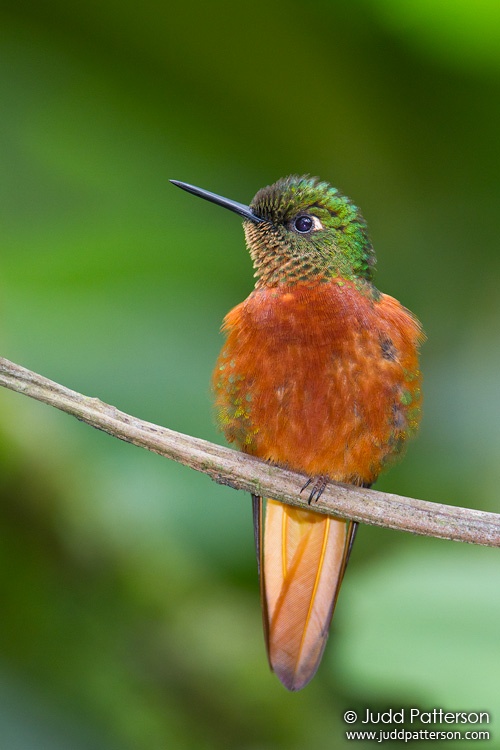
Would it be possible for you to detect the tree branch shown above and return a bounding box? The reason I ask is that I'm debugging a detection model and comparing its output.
[0,357,498,548]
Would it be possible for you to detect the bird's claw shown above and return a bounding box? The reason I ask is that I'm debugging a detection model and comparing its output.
[300,476,328,505]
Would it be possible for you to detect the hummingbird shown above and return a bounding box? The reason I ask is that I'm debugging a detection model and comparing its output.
[171,175,423,691]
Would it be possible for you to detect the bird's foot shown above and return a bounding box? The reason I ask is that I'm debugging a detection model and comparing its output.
[300,475,328,505]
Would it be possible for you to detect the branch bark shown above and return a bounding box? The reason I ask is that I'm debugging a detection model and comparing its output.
[0,357,498,548]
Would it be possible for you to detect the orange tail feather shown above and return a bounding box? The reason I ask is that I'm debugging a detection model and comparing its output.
[258,499,354,690]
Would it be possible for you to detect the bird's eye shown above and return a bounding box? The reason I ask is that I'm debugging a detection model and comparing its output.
[293,215,314,233]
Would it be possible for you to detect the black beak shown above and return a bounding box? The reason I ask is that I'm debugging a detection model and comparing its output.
[170,180,264,224]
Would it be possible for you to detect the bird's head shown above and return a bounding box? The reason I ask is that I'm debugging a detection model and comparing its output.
[171,175,376,287]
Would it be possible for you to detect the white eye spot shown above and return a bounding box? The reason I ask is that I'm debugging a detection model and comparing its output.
[310,216,324,231]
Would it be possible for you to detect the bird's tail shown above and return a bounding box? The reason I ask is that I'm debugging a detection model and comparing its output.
[252,496,355,691]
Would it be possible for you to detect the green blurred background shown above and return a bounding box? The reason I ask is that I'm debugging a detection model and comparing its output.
[1,1,499,747]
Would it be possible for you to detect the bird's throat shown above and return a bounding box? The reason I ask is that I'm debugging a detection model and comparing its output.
[244,222,328,287]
